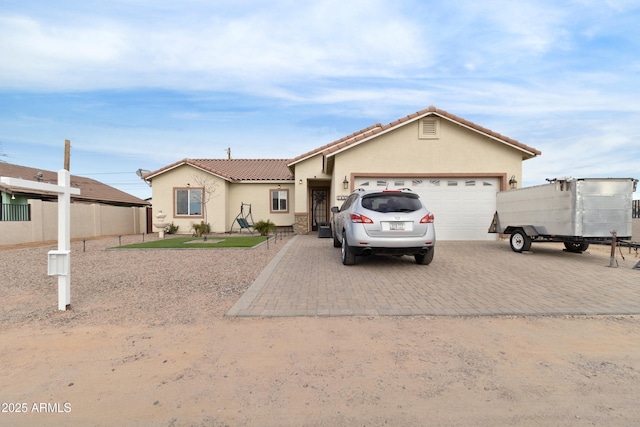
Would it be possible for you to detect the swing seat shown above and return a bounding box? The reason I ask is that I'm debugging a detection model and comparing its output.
[236,218,254,233]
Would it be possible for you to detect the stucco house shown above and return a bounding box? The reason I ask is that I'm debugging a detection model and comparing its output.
[144,106,541,240]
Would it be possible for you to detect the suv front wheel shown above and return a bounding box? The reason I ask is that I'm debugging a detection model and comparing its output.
[341,232,356,265]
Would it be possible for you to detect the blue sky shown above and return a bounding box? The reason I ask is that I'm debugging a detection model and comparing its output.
[1,0,639,200]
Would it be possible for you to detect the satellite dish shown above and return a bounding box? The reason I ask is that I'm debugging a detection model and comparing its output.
[136,169,152,187]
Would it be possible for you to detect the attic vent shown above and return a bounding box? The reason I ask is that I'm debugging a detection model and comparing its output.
[419,117,439,139]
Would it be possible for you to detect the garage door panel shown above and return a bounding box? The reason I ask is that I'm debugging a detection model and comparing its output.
[354,177,498,241]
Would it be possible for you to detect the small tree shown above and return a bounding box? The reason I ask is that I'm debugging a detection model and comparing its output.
[192,174,219,225]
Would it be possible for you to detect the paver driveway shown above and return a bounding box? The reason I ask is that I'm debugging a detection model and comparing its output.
[226,235,640,317]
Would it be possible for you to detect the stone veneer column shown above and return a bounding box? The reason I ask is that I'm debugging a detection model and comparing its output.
[294,214,309,235]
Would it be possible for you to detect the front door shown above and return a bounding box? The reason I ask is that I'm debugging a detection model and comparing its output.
[311,188,329,231]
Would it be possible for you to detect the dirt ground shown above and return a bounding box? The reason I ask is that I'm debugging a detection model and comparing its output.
[1,238,640,426]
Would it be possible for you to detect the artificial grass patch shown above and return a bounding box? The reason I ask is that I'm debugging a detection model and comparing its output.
[116,236,268,249]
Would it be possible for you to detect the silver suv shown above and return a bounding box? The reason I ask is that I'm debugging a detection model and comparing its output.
[330,188,436,265]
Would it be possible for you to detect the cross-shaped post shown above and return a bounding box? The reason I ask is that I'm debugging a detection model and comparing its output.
[1,169,81,310]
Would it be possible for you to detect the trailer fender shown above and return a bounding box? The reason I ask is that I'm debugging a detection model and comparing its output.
[504,225,539,237]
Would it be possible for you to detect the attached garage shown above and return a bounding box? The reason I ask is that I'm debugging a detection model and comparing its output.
[286,106,540,237]
[353,176,500,240]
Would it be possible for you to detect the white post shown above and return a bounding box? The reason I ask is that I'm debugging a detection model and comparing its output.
[58,169,72,309]
[0,170,80,310]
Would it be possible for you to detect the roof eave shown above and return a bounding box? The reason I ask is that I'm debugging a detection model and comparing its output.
[144,159,233,182]
[324,114,427,160]
[230,179,295,184]
[435,114,541,159]
[323,110,541,160]
[287,152,322,168]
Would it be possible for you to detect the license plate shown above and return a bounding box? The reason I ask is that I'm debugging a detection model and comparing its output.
[389,221,405,231]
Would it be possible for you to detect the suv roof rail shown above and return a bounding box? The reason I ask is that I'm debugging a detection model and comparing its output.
[398,188,413,192]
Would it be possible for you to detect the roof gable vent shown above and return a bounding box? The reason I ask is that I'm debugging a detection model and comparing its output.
[419,117,440,139]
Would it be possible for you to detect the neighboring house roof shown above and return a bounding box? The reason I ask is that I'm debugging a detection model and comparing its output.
[144,158,294,182]
[0,163,149,207]
[288,105,541,167]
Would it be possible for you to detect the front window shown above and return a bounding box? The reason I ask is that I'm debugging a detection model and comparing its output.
[271,189,288,212]
[175,188,203,216]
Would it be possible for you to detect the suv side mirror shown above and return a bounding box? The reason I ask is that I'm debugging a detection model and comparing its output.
[330,206,339,213]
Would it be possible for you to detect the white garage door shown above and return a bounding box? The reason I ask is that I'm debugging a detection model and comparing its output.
[353,177,499,241]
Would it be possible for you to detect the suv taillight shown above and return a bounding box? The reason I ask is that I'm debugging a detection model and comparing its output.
[351,213,374,224]
[420,213,434,223]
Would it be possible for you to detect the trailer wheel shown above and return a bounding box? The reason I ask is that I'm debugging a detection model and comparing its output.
[564,242,590,253]
[510,229,531,253]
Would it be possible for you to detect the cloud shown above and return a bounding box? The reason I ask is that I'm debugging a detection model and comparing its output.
[0,1,430,92]
[0,15,128,88]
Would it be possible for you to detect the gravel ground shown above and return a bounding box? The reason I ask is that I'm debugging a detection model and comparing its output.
[3,234,640,425]
[0,233,291,327]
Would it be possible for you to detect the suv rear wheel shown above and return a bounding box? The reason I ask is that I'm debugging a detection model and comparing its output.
[564,241,589,253]
[415,247,434,265]
[341,232,356,265]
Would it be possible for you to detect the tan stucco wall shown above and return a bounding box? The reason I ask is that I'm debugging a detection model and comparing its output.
[150,165,229,234]
[227,183,295,231]
[0,199,146,246]
[328,118,522,206]
[293,155,331,213]
[150,164,295,233]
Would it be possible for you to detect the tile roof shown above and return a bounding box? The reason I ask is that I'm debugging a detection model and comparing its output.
[145,106,540,182]
[144,158,294,181]
[0,163,149,206]
[288,105,541,166]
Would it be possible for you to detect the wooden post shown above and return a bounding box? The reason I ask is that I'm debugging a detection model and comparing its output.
[64,140,71,171]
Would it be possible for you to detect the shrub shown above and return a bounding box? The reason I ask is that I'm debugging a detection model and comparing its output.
[167,222,179,234]
[253,219,276,236]
[191,221,211,237]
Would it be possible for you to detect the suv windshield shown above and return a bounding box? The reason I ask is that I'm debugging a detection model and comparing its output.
[361,193,422,213]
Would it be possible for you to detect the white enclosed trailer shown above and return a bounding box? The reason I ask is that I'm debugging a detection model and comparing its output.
[489,177,637,252]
